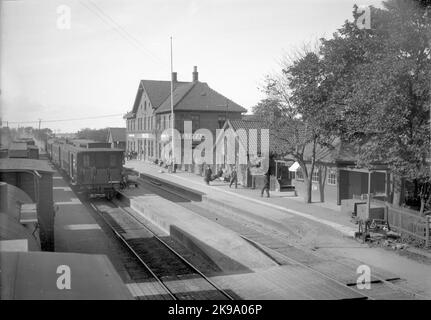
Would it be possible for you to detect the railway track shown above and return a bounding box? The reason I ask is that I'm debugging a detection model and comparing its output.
[136,176,428,300]
[89,198,235,301]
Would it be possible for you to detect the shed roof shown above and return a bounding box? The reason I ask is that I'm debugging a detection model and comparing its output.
[302,137,360,164]
[0,159,55,173]
[108,127,126,142]
[216,119,270,154]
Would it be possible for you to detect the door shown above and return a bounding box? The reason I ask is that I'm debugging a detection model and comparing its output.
[70,153,74,178]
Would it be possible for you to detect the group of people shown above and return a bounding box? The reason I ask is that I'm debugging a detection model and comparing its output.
[204,165,238,188]
[126,151,138,161]
[204,165,271,197]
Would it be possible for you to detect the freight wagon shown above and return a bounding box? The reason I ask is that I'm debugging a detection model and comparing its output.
[47,139,124,199]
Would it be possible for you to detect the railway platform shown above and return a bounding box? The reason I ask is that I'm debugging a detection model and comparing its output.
[124,160,357,238]
[113,187,366,299]
[123,160,431,299]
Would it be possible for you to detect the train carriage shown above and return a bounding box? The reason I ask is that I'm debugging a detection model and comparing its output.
[47,139,124,199]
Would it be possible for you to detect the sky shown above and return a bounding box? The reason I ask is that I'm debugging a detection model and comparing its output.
[0,0,383,132]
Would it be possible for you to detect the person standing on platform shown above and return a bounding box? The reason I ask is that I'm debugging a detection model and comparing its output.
[229,165,238,189]
[261,169,271,198]
[204,165,212,185]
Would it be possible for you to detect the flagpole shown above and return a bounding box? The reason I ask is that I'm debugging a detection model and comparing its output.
[170,36,175,171]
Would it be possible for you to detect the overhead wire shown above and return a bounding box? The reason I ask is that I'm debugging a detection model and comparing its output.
[5,113,125,125]
[79,0,169,71]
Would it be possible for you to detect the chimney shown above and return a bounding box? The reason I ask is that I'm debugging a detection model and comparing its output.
[192,66,198,82]
[171,72,177,82]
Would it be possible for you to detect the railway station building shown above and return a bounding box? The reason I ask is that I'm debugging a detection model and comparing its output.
[124,66,246,163]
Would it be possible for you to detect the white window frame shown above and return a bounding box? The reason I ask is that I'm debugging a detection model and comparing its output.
[327,169,337,185]
[312,170,319,183]
[296,168,304,181]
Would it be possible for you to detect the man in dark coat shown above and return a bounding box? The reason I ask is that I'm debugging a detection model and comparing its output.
[204,165,212,185]
[229,165,238,189]
[261,169,271,198]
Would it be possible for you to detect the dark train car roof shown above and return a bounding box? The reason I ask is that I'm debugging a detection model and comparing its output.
[9,142,27,150]
[0,158,55,173]
[48,140,122,153]
[0,251,133,300]
[65,144,124,153]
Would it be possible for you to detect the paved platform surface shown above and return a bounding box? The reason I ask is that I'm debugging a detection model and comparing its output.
[126,265,364,300]
[128,192,279,272]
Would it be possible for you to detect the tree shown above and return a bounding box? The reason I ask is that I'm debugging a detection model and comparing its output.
[321,0,431,214]
[255,49,337,203]
[76,128,109,142]
[255,0,430,209]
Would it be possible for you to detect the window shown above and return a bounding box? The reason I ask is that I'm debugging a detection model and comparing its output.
[327,169,337,185]
[312,170,319,183]
[176,114,184,133]
[296,168,304,181]
[218,115,226,129]
[144,101,147,110]
[156,116,161,130]
[191,114,200,132]
[83,154,90,167]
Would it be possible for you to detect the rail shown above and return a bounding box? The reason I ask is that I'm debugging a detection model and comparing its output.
[91,200,234,300]
[115,202,235,301]
[88,202,177,300]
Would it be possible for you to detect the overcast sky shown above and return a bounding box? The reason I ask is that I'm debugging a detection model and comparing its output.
[1,0,382,132]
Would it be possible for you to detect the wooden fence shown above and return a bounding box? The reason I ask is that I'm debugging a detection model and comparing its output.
[386,204,430,248]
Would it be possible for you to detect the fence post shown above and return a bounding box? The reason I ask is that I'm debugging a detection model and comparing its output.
[399,211,402,230]
[426,215,430,249]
